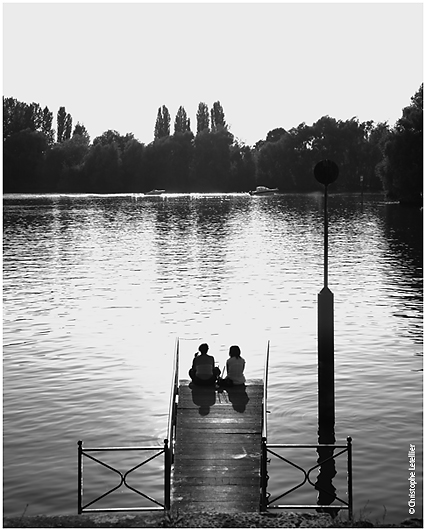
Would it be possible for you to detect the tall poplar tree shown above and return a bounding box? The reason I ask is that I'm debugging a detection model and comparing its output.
[174,106,191,134]
[41,106,55,144]
[196,102,210,134]
[154,108,163,140]
[64,113,72,141]
[154,105,171,139]
[57,107,67,143]
[162,105,171,137]
[210,101,226,132]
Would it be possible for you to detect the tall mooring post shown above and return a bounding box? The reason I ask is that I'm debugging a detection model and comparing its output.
[314,160,339,445]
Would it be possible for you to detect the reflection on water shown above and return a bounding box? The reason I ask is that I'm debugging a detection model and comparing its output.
[315,445,338,517]
[3,193,422,523]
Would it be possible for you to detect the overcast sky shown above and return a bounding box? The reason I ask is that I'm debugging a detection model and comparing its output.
[3,2,423,146]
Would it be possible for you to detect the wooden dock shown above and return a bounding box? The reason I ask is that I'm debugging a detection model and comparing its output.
[171,378,264,513]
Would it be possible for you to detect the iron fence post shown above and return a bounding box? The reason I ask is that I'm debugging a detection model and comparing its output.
[347,436,353,520]
[164,438,171,511]
[78,440,83,514]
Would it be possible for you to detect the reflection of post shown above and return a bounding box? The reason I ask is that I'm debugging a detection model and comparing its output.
[314,160,339,515]
[315,444,338,516]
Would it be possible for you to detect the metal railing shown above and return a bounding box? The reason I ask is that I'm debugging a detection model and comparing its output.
[259,342,353,518]
[77,338,180,514]
[262,438,353,519]
[166,337,180,471]
[260,340,270,508]
[77,442,168,513]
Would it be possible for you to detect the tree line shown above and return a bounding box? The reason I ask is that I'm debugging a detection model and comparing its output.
[3,85,423,203]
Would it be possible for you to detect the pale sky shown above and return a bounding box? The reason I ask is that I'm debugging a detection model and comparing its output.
[3,2,423,146]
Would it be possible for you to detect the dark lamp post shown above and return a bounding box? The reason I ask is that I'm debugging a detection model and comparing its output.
[314,159,338,444]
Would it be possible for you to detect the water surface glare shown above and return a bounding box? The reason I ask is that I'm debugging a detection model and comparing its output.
[3,193,422,523]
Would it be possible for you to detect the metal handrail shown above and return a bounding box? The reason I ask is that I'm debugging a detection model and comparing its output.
[262,340,270,440]
[164,337,179,508]
[260,340,270,510]
[166,338,179,453]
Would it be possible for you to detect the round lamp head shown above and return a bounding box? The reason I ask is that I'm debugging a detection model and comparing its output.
[314,160,339,186]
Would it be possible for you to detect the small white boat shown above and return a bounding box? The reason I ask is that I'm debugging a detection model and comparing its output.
[249,186,279,196]
[145,189,166,196]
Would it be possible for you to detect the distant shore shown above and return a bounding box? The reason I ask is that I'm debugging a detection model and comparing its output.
[3,511,423,528]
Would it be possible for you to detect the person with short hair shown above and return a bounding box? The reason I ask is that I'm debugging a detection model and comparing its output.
[189,343,221,386]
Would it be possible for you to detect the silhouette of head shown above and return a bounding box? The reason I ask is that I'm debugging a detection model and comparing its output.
[199,343,209,355]
[229,345,241,358]
[190,383,215,416]
[227,386,249,413]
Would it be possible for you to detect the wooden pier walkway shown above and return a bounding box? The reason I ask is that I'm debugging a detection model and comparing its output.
[171,378,264,513]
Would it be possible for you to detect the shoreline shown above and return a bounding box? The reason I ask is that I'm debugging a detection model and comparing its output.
[3,511,423,528]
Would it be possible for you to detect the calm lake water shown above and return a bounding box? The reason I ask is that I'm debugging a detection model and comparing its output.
[3,193,423,523]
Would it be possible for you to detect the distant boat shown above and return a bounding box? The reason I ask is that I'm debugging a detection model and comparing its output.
[145,189,166,196]
[249,186,279,196]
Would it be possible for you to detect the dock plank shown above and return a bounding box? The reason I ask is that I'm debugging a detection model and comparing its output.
[176,433,257,443]
[173,466,260,476]
[175,485,259,500]
[171,500,258,513]
[171,379,264,513]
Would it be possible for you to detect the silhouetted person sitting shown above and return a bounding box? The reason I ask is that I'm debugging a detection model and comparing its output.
[189,343,221,386]
[218,345,246,387]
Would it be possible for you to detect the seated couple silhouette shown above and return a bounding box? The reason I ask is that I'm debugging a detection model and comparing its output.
[188,343,246,387]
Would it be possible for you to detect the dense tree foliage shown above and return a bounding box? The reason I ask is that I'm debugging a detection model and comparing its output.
[254,117,385,192]
[44,133,90,192]
[229,142,256,191]
[192,128,234,191]
[4,129,48,192]
[3,88,423,200]
[3,97,54,142]
[73,122,90,143]
[376,84,423,204]
[265,127,287,143]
